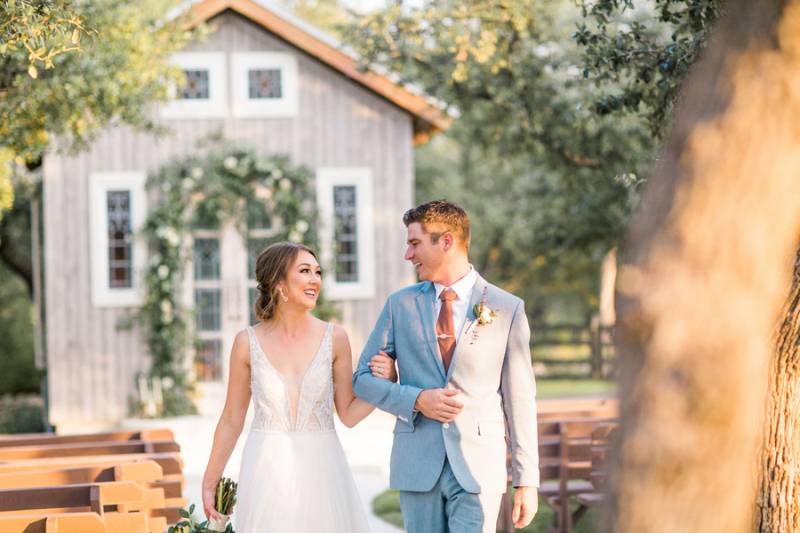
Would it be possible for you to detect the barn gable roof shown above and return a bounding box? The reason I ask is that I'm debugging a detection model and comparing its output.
[186,0,451,143]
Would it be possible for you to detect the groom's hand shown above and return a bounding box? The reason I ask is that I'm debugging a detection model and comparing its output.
[512,486,538,528]
[414,389,463,423]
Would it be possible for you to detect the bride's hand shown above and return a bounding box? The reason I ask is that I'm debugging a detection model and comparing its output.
[202,479,223,522]
[369,351,398,382]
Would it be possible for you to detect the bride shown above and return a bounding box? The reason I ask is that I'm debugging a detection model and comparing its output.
[201,242,396,532]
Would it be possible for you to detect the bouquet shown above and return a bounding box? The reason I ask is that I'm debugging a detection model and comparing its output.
[168,477,238,533]
[208,477,238,532]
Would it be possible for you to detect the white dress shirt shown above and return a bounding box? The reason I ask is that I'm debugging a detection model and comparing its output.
[433,266,478,345]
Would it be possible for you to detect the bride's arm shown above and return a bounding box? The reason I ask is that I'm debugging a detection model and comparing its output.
[201,330,251,520]
[332,324,395,427]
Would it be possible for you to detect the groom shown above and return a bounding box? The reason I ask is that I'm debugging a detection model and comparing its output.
[354,200,539,533]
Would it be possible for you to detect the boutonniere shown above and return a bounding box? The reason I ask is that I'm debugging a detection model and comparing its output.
[469,287,497,344]
[473,301,498,326]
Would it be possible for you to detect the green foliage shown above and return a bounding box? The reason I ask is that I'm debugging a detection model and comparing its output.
[215,477,237,516]
[168,503,234,533]
[0,0,91,77]
[0,395,45,434]
[0,252,40,396]
[343,0,653,319]
[292,0,352,38]
[574,0,721,134]
[0,0,195,164]
[135,138,333,416]
[0,149,14,221]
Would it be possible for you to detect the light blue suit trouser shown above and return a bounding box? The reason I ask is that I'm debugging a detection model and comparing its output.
[399,459,503,533]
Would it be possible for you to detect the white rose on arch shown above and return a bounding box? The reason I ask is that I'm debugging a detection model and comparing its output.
[295,220,309,233]
[160,300,174,323]
[223,156,237,170]
[254,184,274,201]
[279,178,292,191]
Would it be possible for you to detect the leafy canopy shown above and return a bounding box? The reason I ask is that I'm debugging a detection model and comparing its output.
[344,0,652,317]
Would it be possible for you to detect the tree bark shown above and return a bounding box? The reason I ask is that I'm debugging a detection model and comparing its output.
[756,248,800,531]
[610,1,800,532]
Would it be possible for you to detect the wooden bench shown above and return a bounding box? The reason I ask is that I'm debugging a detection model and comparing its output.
[0,511,146,533]
[0,429,175,448]
[575,423,618,514]
[0,440,180,461]
[0,429,185,533]
[497,400,618,533]
[0,452,184,476]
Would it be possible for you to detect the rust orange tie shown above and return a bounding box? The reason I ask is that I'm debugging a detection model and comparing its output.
[437,288,457,372]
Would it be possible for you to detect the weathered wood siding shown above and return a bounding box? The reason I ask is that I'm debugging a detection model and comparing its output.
[43,10,415,428]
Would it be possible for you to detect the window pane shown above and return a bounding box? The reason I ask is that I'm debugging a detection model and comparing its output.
[247,237,278,279]
[333,185,359,282]
[248,68,282,99]
[195,289,221,331]
[192,203,221,230]
[195,339,222,381]
[246,200,272,230]
[249,287,258,325]
[182,69,210,99]
[193,238,220,280]
[107,190,132,288]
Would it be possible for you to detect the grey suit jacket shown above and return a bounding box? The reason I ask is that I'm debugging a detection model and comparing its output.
[353,274,539,493]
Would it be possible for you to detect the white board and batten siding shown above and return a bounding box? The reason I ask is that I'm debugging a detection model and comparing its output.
[43,10,417,429]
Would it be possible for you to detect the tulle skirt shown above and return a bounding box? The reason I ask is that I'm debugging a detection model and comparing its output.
[235,429,370,533]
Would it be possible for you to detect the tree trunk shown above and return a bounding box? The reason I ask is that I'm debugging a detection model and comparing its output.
[610,1,800,532]
[756,248,800,531]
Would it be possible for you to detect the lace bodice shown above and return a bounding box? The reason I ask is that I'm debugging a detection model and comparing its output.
[247,323,335,433]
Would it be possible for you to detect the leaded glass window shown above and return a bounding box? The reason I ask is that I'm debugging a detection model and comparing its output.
[248,68,282,99]
[247,237,275,280]
[195,289,221,331]
[195,339,222,381]
[246,200,272,230]
[193,238,220,280]
[249,287,258,325]
[333,185,358,282]
[182,69,210,100]
[107,190,133,288]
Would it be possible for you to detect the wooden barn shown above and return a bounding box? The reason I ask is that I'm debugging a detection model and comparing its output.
[41,0,447,430]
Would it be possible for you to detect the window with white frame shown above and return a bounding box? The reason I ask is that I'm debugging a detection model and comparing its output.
[160,52,227,119]
[231,52,298,118]
[246,199,281,325]
[89,172,147,307]
[316,168,375,300]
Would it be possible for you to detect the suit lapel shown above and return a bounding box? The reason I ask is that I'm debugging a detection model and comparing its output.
[414,283,447,380]
[446,275,488,381]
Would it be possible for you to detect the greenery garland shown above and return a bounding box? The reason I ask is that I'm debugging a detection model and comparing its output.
[134,138,332,416]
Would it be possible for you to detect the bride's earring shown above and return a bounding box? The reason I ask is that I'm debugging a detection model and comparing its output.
[278,288,288,302]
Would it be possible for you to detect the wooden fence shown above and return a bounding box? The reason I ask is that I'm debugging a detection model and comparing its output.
[532,318,615,379]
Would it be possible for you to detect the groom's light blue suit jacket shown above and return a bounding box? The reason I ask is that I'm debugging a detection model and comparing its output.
[353,274,539,494]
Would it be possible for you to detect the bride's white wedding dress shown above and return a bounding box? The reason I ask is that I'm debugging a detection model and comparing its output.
[235,322,370,532]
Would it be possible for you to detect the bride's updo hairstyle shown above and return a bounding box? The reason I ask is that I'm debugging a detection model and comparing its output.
[253,242,318,321]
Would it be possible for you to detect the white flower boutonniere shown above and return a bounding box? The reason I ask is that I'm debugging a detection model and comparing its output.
[469,288,497,344]
[473,302,498,326]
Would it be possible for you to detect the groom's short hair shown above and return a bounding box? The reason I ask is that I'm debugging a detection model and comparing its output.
[403,200,471,251]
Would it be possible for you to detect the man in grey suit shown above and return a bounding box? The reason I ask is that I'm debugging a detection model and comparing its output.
[354,200,539,533]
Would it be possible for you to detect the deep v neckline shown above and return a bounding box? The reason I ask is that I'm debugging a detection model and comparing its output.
[252,322,331,389]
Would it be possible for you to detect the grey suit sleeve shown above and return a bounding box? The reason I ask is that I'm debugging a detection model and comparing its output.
[353,297,422,426]
[501,300,540,487]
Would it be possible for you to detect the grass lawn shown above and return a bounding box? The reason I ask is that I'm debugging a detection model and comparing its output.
[371,379,614,530]
[536,378,615,399]
[372,488,598,532]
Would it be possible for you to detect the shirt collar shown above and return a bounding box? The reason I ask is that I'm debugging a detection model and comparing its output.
[434,266,478,302]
